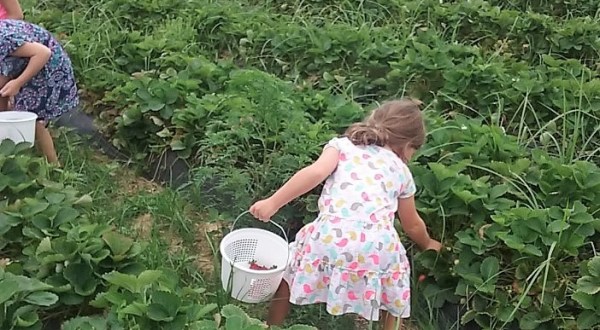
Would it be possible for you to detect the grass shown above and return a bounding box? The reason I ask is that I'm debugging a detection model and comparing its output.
[52,126,440,329]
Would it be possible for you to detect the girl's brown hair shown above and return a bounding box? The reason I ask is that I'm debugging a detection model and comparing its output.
[344,98,426,158]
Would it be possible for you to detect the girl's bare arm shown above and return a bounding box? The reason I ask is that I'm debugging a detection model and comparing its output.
[11,42,51,86]
[1,0,23,20]
[397,196,441,251]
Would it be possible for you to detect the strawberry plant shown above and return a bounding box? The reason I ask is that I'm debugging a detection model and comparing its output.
[408,115,600,329]
[19,0,600,328]
[0,268,59,330]
[573,256,600,329]
[90,269,218,329]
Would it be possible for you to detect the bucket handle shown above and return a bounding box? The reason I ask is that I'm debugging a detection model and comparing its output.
[231,210,289,245]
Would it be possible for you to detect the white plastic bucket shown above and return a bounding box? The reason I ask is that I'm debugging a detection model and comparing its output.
[220,211,289,304]
[0,111,37,146]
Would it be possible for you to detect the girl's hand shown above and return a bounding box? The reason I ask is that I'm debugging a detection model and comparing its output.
[249,198,279,222]
[424,239,442,252]
[0,80,23,98]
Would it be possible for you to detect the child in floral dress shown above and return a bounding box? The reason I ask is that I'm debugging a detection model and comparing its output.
[250,99,442,329]
[0,19,79,164]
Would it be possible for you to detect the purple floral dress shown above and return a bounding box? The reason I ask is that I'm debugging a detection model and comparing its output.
[0,19,78,121]
[283,137,416,321]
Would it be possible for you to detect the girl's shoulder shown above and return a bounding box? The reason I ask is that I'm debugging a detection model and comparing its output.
[323,136,355,151]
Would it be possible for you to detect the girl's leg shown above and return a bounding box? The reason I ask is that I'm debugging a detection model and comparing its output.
[35,121,59,164]
[380,310,403,330]
[267,281,292,326]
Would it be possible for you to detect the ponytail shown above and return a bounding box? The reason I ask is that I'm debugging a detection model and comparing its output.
[343,98,426,152]
[344,122,389,147]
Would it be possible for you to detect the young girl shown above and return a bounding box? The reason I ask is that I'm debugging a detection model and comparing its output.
[249,99,442,330]
[0,19,79,164]
[0,0,23,20]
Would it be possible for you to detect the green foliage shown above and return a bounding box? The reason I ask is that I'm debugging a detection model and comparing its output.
[0,129,315,329]
[410,115,600,329]
[17,0,600,328]
[0,268,58,329]
[573,256,600,329]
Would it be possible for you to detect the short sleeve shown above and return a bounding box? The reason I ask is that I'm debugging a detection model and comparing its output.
[323,137,344,151]
[0,23,30,78]
[398,166,417,199]
[0,23,28,62]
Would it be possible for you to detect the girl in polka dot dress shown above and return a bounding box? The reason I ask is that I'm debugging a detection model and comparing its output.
[250,99,442,329]
[0,19,79,164]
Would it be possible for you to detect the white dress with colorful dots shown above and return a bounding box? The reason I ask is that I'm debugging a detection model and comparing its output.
[283,137,416,321]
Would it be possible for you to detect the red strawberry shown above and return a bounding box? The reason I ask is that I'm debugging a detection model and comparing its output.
[418,274,426,282]
[248,260,276,271]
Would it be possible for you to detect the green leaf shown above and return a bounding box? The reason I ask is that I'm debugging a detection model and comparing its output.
[0,213,21,235]
[221,304,248,319]
[24,291,59,306]
[54,207,80,226]
[460,309,477,325]
[147,291,181,321]
[429,163,459,181]
[489,184,509,199]
[45,193,66,204]
[497,233,525,250]
[102,231,134,256]
[102,271,138,293]
[286,325,318,330]
[137,270,163,288]
[53,239,79,258]
[577,310,600,329]
[13,305,40,327]
[572,291,598,310]
[170,140,186,151]
[191,303,218,320]
[519,312,541,330]
[62,316,108,330]
[0,278,20,304]
[121,302,147,317]
[74,194,93,205]
[452,188,481,204]
[10,273,52,291]
[576,276,600,295]
[21,200,50,217]
[547,220,570,233]
[522,245,543,257]
[0,139,16,155]
[63,262,97,296]
[225,315,245,330]
[587,257,600,277]
[480,256,500,281]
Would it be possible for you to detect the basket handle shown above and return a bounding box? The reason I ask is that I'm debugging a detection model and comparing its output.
[231,210,289,245]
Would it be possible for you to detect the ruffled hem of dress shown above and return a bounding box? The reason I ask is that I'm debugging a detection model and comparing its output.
[282,263,411,321]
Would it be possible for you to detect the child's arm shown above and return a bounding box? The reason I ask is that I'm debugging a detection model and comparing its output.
[1,0,23,19]
[398,196,441,251]
[250,147,340,221]
[0,42,51,97]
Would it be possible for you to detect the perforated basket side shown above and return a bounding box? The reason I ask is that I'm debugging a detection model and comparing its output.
[223,237,258,264]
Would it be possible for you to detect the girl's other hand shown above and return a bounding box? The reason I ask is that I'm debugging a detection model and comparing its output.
[425,239,442,252]
[249,198,279,222]
[0,80,22,97]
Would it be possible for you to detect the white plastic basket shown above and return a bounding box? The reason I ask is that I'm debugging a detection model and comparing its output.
[0,111,37,147]
[219,211,289,304]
